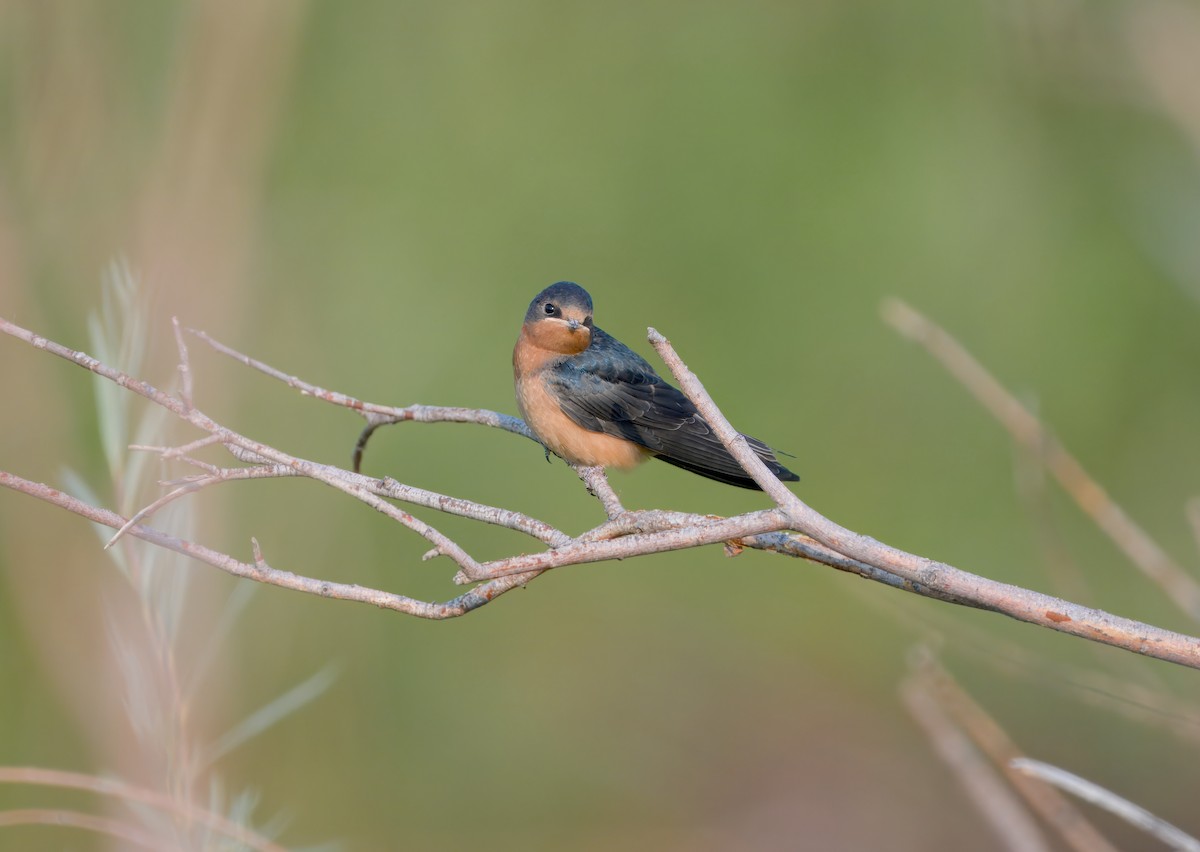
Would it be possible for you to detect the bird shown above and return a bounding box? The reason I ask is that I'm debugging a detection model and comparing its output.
[513,281,799,490]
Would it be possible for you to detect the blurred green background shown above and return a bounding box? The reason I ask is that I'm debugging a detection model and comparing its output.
[3,1,1200,849]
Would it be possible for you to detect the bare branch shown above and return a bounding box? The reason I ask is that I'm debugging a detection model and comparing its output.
[0,470,528,619]
[647,327,1200,669]
[463,508,793,584]
[882,297,1200,622]
[4,312,1200,672]
[180,324,1008,600]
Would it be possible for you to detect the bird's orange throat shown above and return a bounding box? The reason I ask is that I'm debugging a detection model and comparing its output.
[520,317,592,356]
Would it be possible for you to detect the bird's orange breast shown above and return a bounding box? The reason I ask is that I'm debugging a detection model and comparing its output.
[514,331,649,469]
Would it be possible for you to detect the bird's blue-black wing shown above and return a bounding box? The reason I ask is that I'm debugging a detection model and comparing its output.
[545,328,798,489]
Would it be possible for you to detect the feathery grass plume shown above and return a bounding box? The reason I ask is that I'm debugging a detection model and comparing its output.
[3,262,337,851]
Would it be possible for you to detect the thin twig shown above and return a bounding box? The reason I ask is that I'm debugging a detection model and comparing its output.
[1010,758,1200,852]
[573,465,626,519]
[132,441,568,550]
[130,433,224,460]
[105,480,211,549]
[376,475,568,547]
[189,325,534,472]
[171,316,193,411]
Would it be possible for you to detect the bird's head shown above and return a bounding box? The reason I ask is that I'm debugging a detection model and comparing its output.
[522,281,594,354]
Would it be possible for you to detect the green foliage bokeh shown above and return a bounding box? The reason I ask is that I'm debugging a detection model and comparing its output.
[2,2,1199,849]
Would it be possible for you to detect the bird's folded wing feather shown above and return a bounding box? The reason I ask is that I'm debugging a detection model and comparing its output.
[545,328,788,481]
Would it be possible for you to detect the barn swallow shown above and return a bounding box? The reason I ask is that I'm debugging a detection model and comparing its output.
[513,281,799,490]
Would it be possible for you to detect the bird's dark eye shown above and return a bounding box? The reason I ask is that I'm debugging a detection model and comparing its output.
[543,303,558,316]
